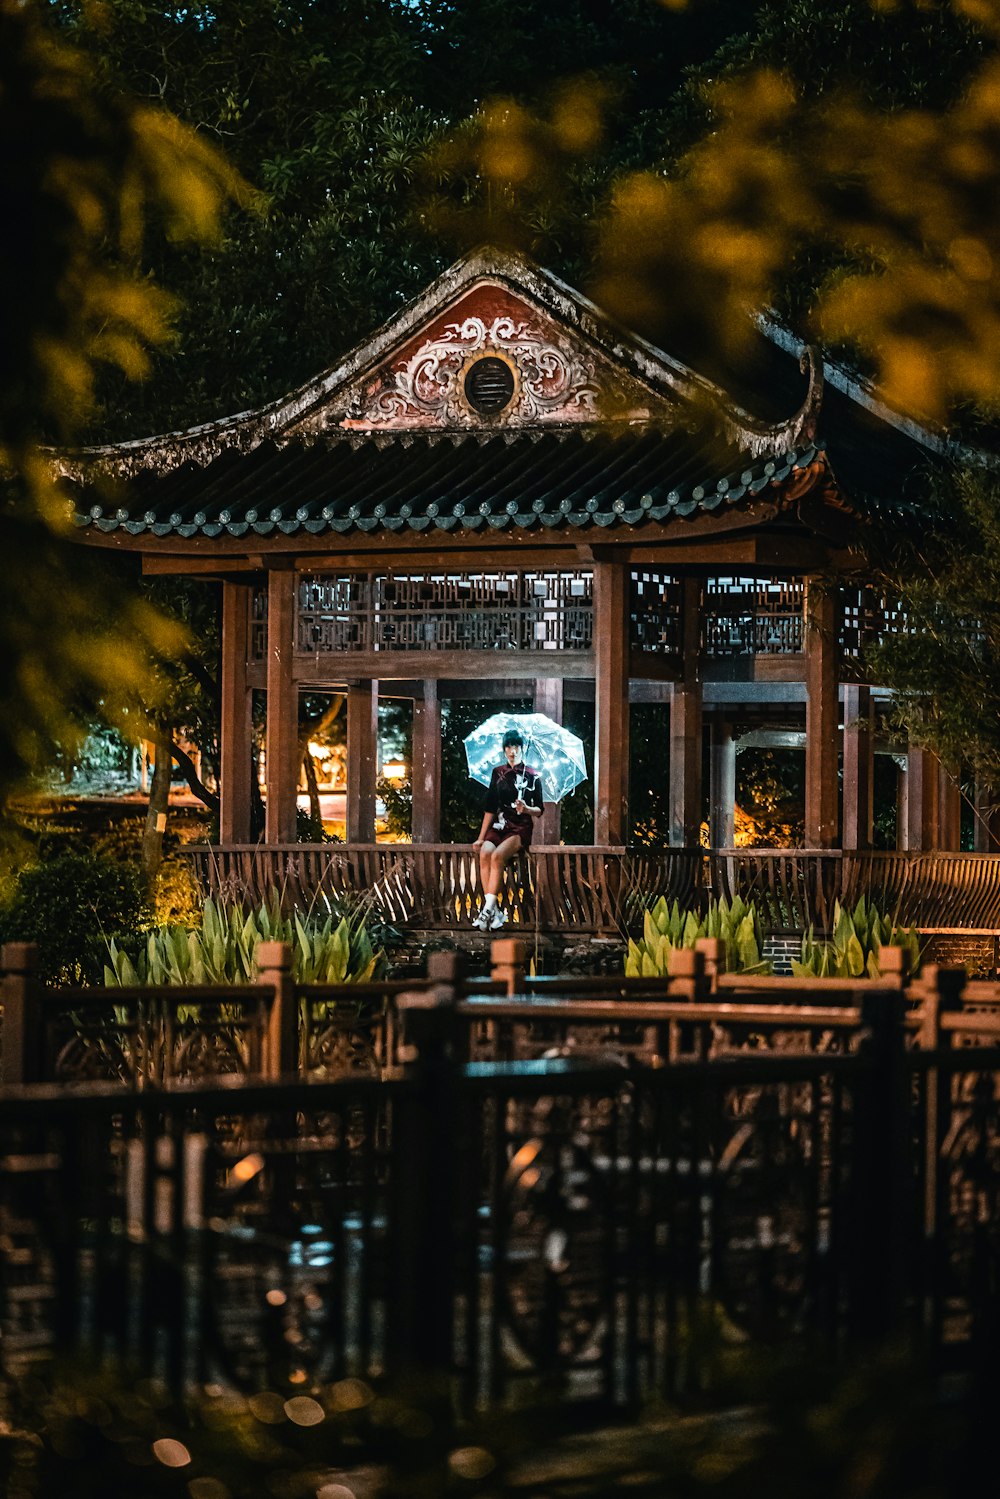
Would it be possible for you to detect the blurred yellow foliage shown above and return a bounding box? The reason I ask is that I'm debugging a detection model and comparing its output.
[441,0,1000,419]
[0,0,250,820]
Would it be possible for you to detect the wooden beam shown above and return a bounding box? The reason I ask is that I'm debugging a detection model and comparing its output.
[264,569,298,844]
[534,678,564,844]
[842,683,874,850]
[804,580,839,847]
[219,581,253,842]
[293,650,595,682]
[347,680,378,842]
[669,577,703,847]
[412,680,441,843]
[593,561,630,846]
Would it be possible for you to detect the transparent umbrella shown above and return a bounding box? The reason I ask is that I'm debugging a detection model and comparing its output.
[463,712,588,802]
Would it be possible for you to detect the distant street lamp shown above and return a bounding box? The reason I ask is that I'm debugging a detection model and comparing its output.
[383,757,408,781]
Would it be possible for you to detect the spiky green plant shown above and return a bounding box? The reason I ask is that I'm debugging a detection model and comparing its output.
[625,895,770,978]
[104,894,384,987]
[791,896,920,979]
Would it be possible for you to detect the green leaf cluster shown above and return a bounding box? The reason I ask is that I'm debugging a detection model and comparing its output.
[0,851,151,984]
[625,895,770,978]
[791,896,921,979]
[104,894,383,986]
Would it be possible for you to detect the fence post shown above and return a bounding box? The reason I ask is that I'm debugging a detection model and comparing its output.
[878,944,907,989]
[695,937,726,991]
[490,937,527,996]
[1,942,42,1085]
[391,963,462,1385]
[851,990,911,1341]
[257,940,297,1078]
[668,946,707,1001]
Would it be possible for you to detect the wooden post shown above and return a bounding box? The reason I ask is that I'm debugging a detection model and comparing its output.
[938,763,962,851]
[695,936,727,991]
[220,580,253,843]
[667,946,708,1000]
[593,561,630,846]
[257,940,297,1078]
[708,719,735,848]
[391,969,460,1377]
[905,746,940,852]
[491,937,528,996]
[851,991,910,1340]
[0,942,42,1085]
[878,944,908,989]
[412,680,441,843]
[264,569,298,845]
[533,678,563,845]
[804,580,839,848]
[669,576,703,848]
[842,683,874,850]
[347,680,378,843]
[973,780,1000,852]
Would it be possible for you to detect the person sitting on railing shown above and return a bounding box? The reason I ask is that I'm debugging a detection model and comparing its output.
[472,729,544,931]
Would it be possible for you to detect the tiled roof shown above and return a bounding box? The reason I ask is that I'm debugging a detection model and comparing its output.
[71,429,823,540]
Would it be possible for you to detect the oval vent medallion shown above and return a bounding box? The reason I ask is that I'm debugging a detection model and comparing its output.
[464,355,516,415]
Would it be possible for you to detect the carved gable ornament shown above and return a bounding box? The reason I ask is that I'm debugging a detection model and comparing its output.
[334,283,667,432]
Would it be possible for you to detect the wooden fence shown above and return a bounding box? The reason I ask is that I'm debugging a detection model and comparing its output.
[5,935,1000,1089]
[0,985,997,1409]
[182,842,1000,937]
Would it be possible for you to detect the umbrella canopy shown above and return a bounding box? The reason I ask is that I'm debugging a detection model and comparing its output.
[463,712,588,803]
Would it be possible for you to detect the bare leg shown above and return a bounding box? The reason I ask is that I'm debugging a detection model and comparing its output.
[478,841,498,893]
[484,835,522,896]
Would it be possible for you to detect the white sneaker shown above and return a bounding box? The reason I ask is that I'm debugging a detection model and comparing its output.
[488,907,509,932]
[472,908,490,930]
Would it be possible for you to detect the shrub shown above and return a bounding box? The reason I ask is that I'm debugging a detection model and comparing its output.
[0,852,150,984]
[625,895,770,977]
[792,896,921,979]
[104,894,384,986]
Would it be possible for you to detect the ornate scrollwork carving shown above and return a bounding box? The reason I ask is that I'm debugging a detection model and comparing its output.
[365,315,601,425]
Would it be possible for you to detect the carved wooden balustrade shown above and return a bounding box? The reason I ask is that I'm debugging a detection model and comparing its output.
[182,844,1000,936]
[182,843,704,933]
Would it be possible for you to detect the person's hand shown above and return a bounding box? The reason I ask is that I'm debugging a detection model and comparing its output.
[515,798,526,814]
[473,837,485,851]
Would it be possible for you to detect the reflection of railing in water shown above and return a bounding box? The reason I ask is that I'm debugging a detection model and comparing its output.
[183,844,1000,935]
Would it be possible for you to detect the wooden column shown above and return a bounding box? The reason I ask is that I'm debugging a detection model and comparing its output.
[412,681,441,843]
[347,680,378,843]
[219,580,253,843]
[534,678,563,844]
[842,683,874,850]
[904,746,940,851]
[669,576,703,847]
[938,763,962,851]
[974,780,1000,852]
[804,580,839,848]
[264,569,298,845]
[709,719,735,849]
[593,561,630,846]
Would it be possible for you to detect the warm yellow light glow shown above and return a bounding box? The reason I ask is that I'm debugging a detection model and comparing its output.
[383,757,407,780]
[229,1152,265,1185]
[308,740,332,760]
[284,1396,325,1427]
[152,1438,191,1468]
